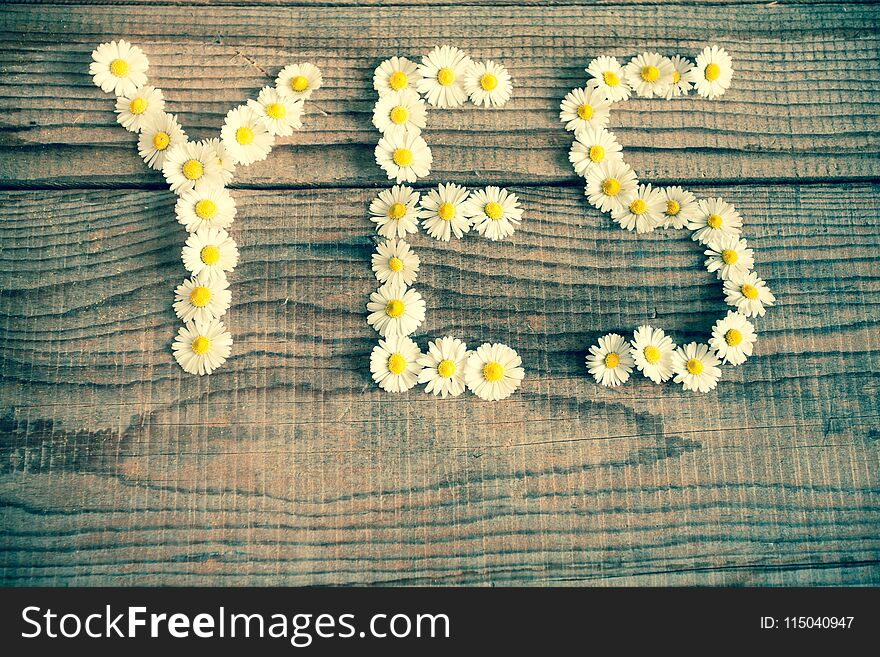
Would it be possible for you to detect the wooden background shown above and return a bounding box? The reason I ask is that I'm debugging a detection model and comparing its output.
[1,0,878,586]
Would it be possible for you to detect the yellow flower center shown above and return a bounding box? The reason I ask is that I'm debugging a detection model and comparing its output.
[604,352,620,369]
[603,70,620,87]
[437,67,455,86]
[484,202,504,220]
[200,245,221,265]
[725,329,743,346]
[388,353,407,375]
[437,359,456,378]
[388,256,404,272]
[437,202,455,221]
[482,361,505,382]
[392,148,413,167]
[643,345,661,364]
[480,73,498,91]
[666,200,681,216]
[129,97,148,115]
[741,283,759,300]
[641,65,660,82]
[707,213,723,229]
[266,102,286,119]
[110,58,129,77]
[602,178,621,196]
[189,286,212,307]
[182,159,204,180]
[195,199,217,220]
[389,71,409,91]
[236,126,254,145]
[389,105,409,125]
[291,75,309,92]
[686,358,704,375]
[577,103,593,120]
[387,202,407,220]
[385,299,405,318]
[191,335,211,355]
[152,131,170,151]
[629,198,648,215]
[673,70,681,84]
[705,62,721,82]
[721,249,739,265]
[589,144,605,163]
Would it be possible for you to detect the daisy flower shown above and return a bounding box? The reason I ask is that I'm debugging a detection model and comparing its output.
[173,274,232,324]
[586,333,634,387]
[724,271,776,318]
[704,234,755,281]
[115,85,164,132]
[709,311,757,366]
[370,335,423,393]
[612,183,666,233]
[464,343,525,402]
[661,186,700,229]
[172,318,233,376]
[137,112,187,171]
[372,88,427,138]
[162,140,224,194]
[374,56,422,96]
[664,55,694,100]
[418,182,471,241]
[671,342,722,393]
[585,55,631,103]
[624,52,674,98]
[181,227,240,282]
[463,186,523,242]
[220,105,275,166]
[417,336,470,398]
[629,325,676,384]
[585,158,639,213]
[416,45,473,108]
[198,138,236,185]
[369,185,421,239]
[464,60,513,108]
[175,185,236,232]
[559,86,611,135]
[275,62,322,101]
[569,127,623,177]
[90,39,148,96]
[366,281,426,338]
[371,238,420,286]
[248,86,303,137]
[689,45,734,100]
[375,131,432,184]
[689,197,743,245]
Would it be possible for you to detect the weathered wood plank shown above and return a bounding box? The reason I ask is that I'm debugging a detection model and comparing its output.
[1,3,878,187]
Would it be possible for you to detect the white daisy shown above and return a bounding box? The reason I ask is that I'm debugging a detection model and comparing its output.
[181,227,240,282]
[220,105,274,166]
[416,45,473,108]
[661,186,700,229]
[375,131,432,183]
[586,333,634,387]
[369,185,421,239]
[372,88,427,138]
[248,86,303,137]
[585,55,631,103]
[464,60,513,108]
[464,342,525,401]
[275,62,322,101]
[704,235,755,280]
[366,281,426,338]
[374,56,423,96]
[115,85,164,132]
[569,127,623,177]
[664,55,694,100]
[709,311,757,366]
[417,183,471,241]
[724,271,776,318]
[463,186,523,242]
[559,85,611,135]
[612,183,667,233]
[371,238,420,286]
[137,112,187,171]
[89,39,148,96]
[173,274,232,324]
[689,46,734,100]
[629,325,676,384]
[198,138,236,185]
[417,336,470,398]
[689,197,743,245]
[162,141,224,194]
[671,342,722,393]
[172,318,233,376]
[370,335,423,393]
[585,158,639,214]
[175,185,237,233]
[624,52,674,98]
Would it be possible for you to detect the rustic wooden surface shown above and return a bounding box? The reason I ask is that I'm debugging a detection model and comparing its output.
[1,1,878,586]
